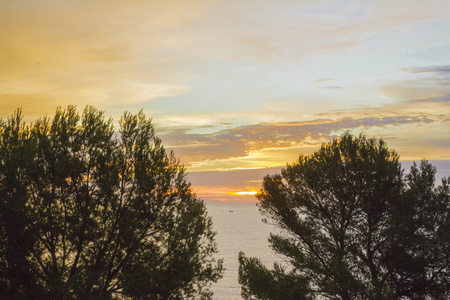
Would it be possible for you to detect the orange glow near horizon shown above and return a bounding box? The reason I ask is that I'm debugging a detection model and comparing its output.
[227,191,258,196]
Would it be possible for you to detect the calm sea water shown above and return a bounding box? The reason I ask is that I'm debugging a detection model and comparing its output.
[205,202,281,300]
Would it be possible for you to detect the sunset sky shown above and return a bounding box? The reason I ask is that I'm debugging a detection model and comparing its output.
[1,0,449,202]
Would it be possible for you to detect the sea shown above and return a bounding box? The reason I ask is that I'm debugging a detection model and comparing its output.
[205,202,281,300]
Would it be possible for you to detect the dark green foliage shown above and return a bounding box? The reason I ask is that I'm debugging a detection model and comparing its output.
[238,252,310,300]
[238,133,449,300]
[388,161,450,298]
[0,106,223,299]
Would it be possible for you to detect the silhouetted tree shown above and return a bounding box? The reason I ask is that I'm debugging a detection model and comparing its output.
[0,106,223,300]
[239,133,449,300]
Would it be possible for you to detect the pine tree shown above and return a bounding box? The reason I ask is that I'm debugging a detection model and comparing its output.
[239,133,449,299]
[0,106,223,299]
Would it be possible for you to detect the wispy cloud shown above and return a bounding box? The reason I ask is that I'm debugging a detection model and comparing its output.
[401,65,450,75]
[161,114,441,171]
[314,78,334,83]
[320,86,343,89]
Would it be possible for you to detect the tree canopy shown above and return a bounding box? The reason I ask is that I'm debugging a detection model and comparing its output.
[239,133,450,300]
[0,106,223,299]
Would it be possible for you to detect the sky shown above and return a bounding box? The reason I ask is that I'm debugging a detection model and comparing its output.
[1,0,449,202]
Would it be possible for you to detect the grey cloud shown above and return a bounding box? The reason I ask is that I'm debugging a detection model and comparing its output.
[401,65,450,75]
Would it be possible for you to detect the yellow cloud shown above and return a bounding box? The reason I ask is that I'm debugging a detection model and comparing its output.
[0,0,213,120]
[228,191,258,196]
